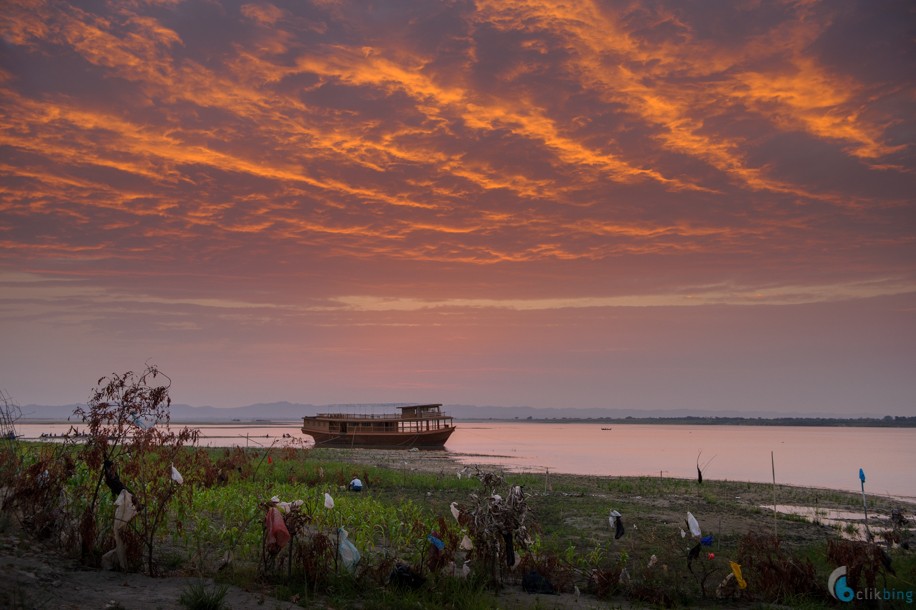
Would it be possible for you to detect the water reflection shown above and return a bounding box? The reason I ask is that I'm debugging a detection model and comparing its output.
[15,421,916,499]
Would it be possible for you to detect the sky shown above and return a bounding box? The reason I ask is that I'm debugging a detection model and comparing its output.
[1,0,914,416]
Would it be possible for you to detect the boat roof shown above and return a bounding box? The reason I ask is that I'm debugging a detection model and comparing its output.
[306,403,447,418]
[317,403,442,411]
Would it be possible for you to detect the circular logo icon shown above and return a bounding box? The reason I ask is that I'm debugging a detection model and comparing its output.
[828,566,855,602]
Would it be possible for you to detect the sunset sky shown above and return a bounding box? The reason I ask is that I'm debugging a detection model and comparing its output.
[2,0,914,416]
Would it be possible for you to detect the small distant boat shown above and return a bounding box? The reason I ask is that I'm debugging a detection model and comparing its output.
[301,404,455,448]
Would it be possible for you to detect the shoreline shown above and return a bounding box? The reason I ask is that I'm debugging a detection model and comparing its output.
[13,421,916,501]
[309,447,916,508]
[12,429,916,505]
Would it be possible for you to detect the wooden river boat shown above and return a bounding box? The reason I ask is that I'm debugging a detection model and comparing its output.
[301,404,455,448]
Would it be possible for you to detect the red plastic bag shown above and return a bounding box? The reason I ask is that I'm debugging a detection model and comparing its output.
[266,506,290,553]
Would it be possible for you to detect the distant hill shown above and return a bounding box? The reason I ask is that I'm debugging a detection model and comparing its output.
[18,401,315,422]
[15,402,914,426]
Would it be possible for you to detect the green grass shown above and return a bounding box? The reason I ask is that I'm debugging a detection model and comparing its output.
[178,581,229,610]
[6,442,913,609]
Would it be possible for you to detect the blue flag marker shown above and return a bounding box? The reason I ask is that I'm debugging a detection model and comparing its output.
[859,468,866,483]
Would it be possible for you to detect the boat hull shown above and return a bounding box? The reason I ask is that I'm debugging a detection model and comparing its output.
[302,426,455,449]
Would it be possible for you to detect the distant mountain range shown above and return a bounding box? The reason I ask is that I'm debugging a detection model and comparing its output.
[15,401,912,425]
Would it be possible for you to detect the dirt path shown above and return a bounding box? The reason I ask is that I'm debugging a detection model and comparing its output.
[0,529,618,610]
[1,528,301,610]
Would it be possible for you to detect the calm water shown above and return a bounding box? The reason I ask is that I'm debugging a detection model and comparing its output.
[17,421,916,500]
[448,423,916,501]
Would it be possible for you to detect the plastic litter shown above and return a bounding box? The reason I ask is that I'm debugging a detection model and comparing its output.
[265,506,290,554]
[428,534,445,551]
[114,489,137,529]
[446,560,471,579]
[729,561,747,589]
[338,527,360,570]
[609,509,625,539]
[686,512,701,537]
[103,460,126,498]
[503,531,515,567]
[109,489,137,570]
[324,492,334,509]
[390,562,425,589]
[170,465,183,485]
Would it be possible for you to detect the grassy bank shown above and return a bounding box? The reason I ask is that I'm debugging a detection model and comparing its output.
[3,439,914,609]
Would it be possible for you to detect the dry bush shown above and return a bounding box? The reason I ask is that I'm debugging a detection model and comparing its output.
[517,551,576,594]
[69,364,201,574]
[460,469,533,589]
[826,539,893,591]
[737,532,819,602]
[297,531,334,592]
[586,564,623,599]
[3,446,75,541]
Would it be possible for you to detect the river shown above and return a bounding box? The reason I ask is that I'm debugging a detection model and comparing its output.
[15,421,915,500]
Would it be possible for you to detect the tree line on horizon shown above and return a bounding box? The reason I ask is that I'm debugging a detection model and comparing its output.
[512,415,916,427]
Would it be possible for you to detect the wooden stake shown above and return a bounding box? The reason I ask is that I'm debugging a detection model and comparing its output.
[771,451,778,540]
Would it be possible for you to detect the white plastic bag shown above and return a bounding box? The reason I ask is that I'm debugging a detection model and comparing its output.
[687,512,701,537]
[113,490,137,570]
[338,527,361,570]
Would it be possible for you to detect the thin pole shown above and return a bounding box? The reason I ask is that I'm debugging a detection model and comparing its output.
[771,451,777,540]
[859,468,871,541]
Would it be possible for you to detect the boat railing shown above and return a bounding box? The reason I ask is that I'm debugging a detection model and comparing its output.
[312,412,452,420]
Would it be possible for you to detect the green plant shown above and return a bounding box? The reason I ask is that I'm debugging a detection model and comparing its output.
[178,580,229,610]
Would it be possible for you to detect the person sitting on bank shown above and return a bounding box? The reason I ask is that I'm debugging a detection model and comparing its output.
[348,476,363,492]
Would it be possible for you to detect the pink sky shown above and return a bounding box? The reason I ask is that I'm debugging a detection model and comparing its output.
[1,1,914,415]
